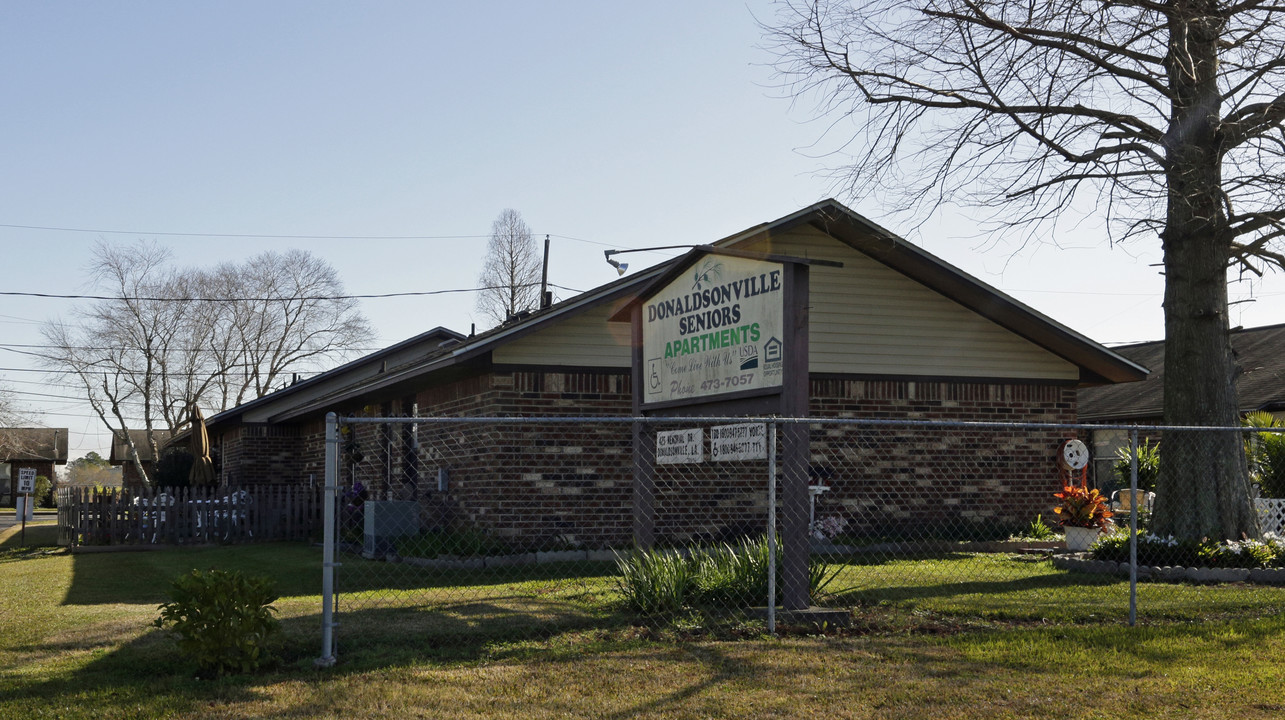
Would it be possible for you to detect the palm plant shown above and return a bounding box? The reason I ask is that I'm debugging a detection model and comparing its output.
[1244,412,1285,499]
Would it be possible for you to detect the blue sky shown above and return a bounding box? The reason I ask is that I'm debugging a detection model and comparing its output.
[2,2,1283,459]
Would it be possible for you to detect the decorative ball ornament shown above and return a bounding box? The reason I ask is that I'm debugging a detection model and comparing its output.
[1061,439,1090,471]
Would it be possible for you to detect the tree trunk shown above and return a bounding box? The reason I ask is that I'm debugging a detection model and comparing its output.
[1155,219,1259,540]
[1152,3,1259,540]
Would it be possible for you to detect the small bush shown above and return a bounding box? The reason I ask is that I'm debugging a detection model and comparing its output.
[1090,530,1285,569]
[34,476,54,508]
[1019,514,1057,541]
[154,568,280,676]
[615,548,695,614]
[694,537,773,606]
[1244,413,1285,499]
[616,537,838,615]
[397,526,513,559]
[1113,439,1160,493]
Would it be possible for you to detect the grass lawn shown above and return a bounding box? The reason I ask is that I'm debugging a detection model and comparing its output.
[2,524,1284,719]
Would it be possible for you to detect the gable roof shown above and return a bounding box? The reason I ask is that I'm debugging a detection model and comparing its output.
[208,199,1146,426]
[206,326,464,426]
[246,265,671,424]
[614,200,1147,385]
[0,428,69,463]
[1079,323,1285,422]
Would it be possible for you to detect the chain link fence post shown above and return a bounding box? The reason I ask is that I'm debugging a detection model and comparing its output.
[1128,428,1139,627]
[767,420,778,634]
[316,411,339,667]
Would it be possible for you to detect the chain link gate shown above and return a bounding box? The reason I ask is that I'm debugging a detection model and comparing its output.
[315,414,1285,665]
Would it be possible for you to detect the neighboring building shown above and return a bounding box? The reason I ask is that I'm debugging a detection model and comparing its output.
[1078,323,1285,489]
[0,428,69,506]
[1079,323,1285,424]
[205,200,1146,545]
[109,429,172,489]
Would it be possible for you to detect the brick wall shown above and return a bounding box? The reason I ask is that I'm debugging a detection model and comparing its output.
[215,425,306,485]
[221,369,1080,547]
[807,379,1078,536]
[341,370,637,548]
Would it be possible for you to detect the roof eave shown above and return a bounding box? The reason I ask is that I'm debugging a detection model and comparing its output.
[268,266,669,423]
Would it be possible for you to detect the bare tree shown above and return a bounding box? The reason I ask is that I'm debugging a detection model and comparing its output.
[0,382,31,458]
[42,241,373,487]
[0,383,22,427]
[211,250,373,405]
[476,209,541,326]
[43,241,179,485]
[767,0,1285,540]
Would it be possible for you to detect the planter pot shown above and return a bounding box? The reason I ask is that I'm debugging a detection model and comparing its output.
[1063,526,1101,552]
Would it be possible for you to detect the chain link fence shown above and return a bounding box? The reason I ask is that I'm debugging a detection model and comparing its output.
[314,414,1285,665]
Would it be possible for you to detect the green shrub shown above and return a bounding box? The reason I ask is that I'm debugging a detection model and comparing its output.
[1019,514,1057,540]
[1244,412,1285,499]
[153,446,194,489]
[1090,529,1131,563]
[694,537,773,606]
[1256,435,1285,498]
[615,548,695,614]
[154,568,280,676]
[34,475,54,508]
[1090,531,1285,569]
[616,537,839,615]
[397,527,514,559]
[1113,439,1160,493]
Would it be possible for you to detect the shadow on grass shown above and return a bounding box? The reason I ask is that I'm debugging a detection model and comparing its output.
[60,542,619,606]
[63,542,325,605]
[817,550,982,567]
[0,523,62,563]
[1,595,650,716]
[12,597,1285,720]
[828,567,1120,607]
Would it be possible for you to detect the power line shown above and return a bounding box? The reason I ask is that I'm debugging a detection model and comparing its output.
[4,386,154,408]
[0,341,389,354]
[0,222,633,251]
[0,281,585,303]
[0,286,505,302]
[0,222,492,240]
[1,358,328,379]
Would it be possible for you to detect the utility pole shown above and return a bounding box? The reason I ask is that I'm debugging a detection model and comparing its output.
[539,234,552,309]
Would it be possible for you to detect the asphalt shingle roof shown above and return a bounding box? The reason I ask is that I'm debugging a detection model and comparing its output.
[1078,323,1285,421]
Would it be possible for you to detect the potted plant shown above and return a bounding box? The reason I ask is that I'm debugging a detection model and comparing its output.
[1053,484,1114,551]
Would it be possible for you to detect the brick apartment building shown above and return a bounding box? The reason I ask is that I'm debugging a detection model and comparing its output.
[202,200,1146,546]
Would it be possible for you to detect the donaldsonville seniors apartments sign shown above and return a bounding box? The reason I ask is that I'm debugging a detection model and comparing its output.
[616,246,836,611]
[642,254,785,406]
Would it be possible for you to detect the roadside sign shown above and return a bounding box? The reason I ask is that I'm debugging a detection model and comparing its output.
[656,428,704,465]
[710,422,768,461]
[17,467,36,494]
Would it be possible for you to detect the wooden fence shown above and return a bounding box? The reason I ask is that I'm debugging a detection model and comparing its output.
[56,484,324,548]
